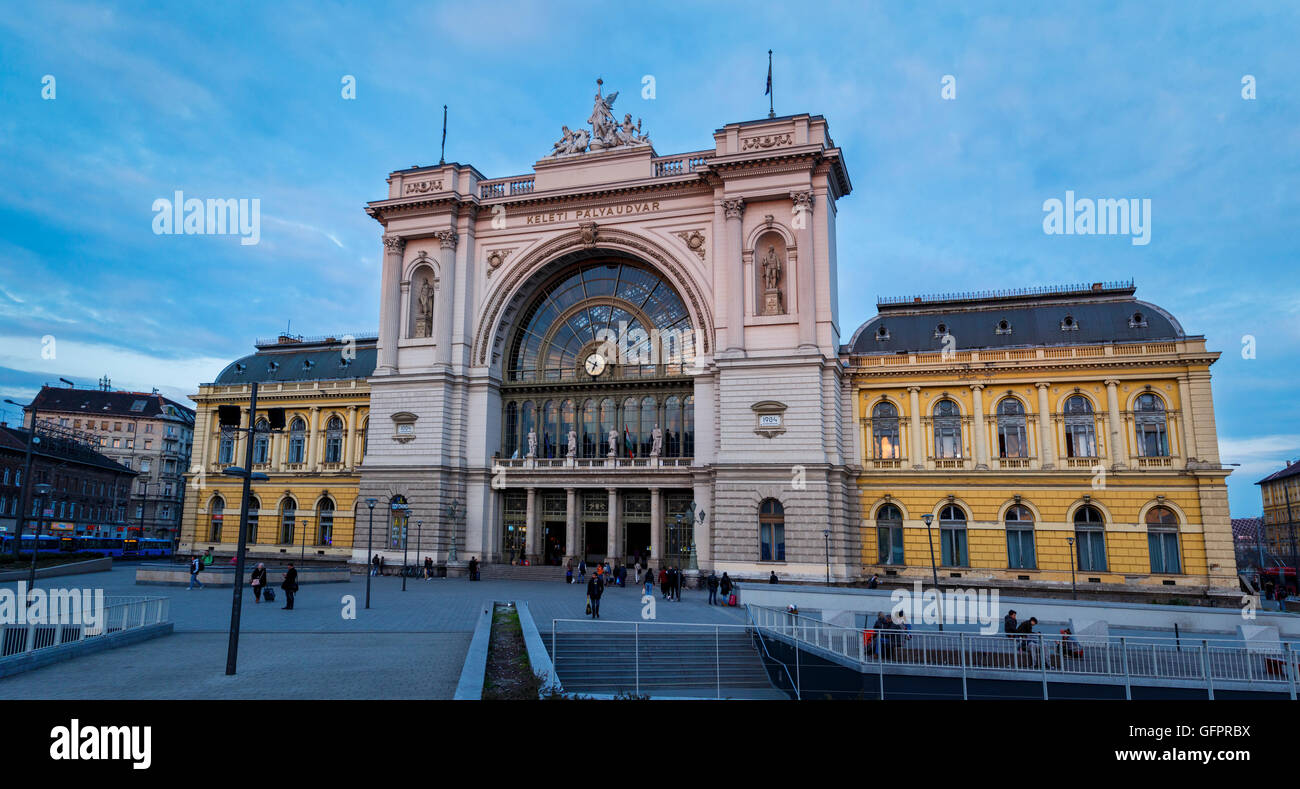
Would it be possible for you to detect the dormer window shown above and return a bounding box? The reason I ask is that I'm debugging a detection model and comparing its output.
[1060,315,1079,331]
[934,322,950,338]
[995,319,1012,335]
[234,363,246,375]
[1129,311,1148,328]
[303,359,315,371]
[267,361,279,373]
[875,325,890,341]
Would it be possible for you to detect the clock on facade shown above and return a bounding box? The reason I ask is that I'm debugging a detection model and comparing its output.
[583,352,608,377]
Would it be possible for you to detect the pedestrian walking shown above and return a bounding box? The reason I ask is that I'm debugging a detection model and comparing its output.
[187,555,204,590]
[707,570,719,605]
[634,561,642,584]
[769,570,778,584]
[643,573,654,597]
[372,553,380,577]
[719,572,732,604]
[660,567,669,600]
[281,562,299,610]
[578,559,587,580]
[587,573,604,619]
[566,566,573,584]
[469,556,480,581]
[423,556,434,580]
[250,562,267,603]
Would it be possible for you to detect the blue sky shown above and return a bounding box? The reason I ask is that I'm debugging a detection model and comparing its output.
[0,1,1296,514]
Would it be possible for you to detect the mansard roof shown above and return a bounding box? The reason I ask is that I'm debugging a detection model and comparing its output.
[846,281,1186,355]
[211,334,378,385]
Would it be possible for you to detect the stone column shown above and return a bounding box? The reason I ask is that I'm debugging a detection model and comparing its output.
[344,405,357,471]
[970,384,988,469]
[1104,379,1126,469]
[275,423,286,473]
[308,406,321,471]
[722,198,745,353]
[1035,383,1056,469]
[908,386,924,469]
[792,190,817,350]
[435,230,459,366]
[1176,377,1198,462]
[606,487,619,563]
[377,235,405,375]
[649,487,662,565]
[565,487,578,564]
[525,487,538,562]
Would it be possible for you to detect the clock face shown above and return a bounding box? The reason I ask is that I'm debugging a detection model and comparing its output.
[584,352,607,376]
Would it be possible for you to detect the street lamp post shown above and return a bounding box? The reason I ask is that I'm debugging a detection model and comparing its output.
[415,519,423,577]
[28,483,53,599]
[365,498,377,609]
[400,511,410,592]
[223,381,271,676]
[922,513,944,631]
[4,398,39,557]
[299,515,311,565]
[823,528,831,586]
[1066,536,1078,600]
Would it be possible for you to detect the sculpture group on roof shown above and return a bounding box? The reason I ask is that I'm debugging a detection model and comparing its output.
[550,78,652,156]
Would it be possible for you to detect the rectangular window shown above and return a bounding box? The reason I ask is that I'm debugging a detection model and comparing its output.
[877,525,904,565]
[759,522,786,562]
[140,459,151,473]
[127,423,134,433]
[1007,529,1036,569]
[940,528,968,566]
[1077,530,1108,572]
[112,438,121,448]
[1149,531,1181,574]
[144,440,152,450]
[145,424,153,433]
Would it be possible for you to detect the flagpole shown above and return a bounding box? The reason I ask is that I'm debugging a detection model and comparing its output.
[439,105,447,165]
[768,49,774,118]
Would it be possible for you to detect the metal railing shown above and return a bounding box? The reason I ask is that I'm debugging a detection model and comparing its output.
[0,596,169,658]
[548,618,782,699]
[748,605,1300,700]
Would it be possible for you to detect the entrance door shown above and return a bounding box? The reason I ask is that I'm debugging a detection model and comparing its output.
[584,521,607,564]
[625,523,650,565]
[543,521,565,565]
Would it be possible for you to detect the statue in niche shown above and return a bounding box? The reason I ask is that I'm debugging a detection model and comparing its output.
[567,430,577,458]
[527,429,537,458]
[760,245,785,316]
[650,424,663,457]
[414,278,434,338]
[608,428,618,458]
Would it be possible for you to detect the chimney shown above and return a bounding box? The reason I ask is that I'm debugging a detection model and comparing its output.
[1091,282,1103,291]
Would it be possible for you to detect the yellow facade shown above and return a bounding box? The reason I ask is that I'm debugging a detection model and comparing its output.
[1258,467,1300,561]
[850,338,1237,598]
[180,373,371,564]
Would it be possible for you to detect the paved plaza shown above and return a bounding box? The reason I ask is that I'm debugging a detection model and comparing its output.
[0,564,749,699]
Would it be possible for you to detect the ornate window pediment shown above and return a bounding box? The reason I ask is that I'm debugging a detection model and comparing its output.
[751,400,788,438]
[391,411,418,443]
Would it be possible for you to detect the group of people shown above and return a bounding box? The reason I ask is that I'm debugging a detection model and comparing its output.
[706,570,736,605]
[186,554,298,610]
[580,561,706,618]
[868,611,913,656]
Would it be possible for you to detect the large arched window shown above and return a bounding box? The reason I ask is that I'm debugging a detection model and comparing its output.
[541,400,557,458]
[560,399,576,455]
[506,261,695,382]
[939,504,968,566]
[933,400,962,458]
[209,495,225,542]
[876,503,904,565]
[1074,505,1107,572]
[683,395,695,458]
[279,497,297,545]
[317,497,335,546]
[997,398,1028,459]
[1146,505,1181,574]
[872,401,900,460]
[599,398,616,456]
[639,396,656,456]
[1005,504,1035,569]
[520,402,536,456]
[288,418,306,464]
[621,397,639,457]
[324,416,344,463]
[252,418,270,465]
[1135,393,1169,458]
[1064,395,1097,458]
[759,498,785,561]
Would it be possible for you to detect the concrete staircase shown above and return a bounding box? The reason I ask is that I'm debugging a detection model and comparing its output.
[479,563,569,582]
[549,629,778,697]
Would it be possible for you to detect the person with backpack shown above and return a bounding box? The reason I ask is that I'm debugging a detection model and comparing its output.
[187,555,204,590]
[250,562,268,603]
[281,562,299,610]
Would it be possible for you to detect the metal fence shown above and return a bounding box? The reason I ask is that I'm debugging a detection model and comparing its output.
[748,605,1300,699]
[0,596,169,658]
